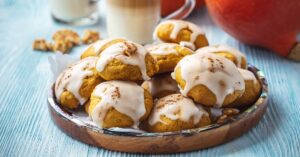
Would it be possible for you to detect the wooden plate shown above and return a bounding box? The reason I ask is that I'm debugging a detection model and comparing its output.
[47,65,268,154]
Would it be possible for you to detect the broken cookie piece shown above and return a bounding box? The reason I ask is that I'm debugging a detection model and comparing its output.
[216,108,240,123]
[33,39,52,51]
[33,29,101,54]
[52,29,80,46]
[81,30,100,44]
[52,40,73,53]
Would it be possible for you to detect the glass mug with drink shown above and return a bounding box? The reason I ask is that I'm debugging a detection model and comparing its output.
[49,0,99,25]
[106,0,196,44]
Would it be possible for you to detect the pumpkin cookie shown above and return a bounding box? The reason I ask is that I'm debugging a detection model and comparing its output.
[173,52,245,107]
[196,45,247,69]
[230,69,261,107]
[81,38,126,59]
[88,81,153,128]
[147,43,193,73]
[146,94,211,132]
[95,40,158,81]
[55,57,103,109]
[153,20,209,50]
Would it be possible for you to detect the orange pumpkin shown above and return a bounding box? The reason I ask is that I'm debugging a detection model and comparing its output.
[205,0,300,61]
[161,0,204,17]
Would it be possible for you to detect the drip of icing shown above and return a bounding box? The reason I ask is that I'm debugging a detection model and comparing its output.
[147,43,178,56]
[91,81,146,128]
[95,41,150,80]
[238,68,258,84]
[196,45,247,68]
[180,41,195,50]
[55,57,97,105]
[145,74,179,96]
[153,20,204,50]
[174,52,245,107]
[148,94,207,126]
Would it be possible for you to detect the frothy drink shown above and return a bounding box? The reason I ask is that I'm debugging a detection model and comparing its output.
[49,0,99,25]
[50,0,97,21]
[106,0,161,44]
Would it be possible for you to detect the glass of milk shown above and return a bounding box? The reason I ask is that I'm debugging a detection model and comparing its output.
[106,0,196,44]
[49,0,99,25]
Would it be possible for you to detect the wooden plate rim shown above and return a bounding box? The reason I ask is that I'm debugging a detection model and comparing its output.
[47,64,268,137]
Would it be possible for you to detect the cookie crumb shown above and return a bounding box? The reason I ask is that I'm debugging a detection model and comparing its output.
[32,39,52,51]
[52,29,80,46]
[53,40,73,54]
[32,29,99,54]
[217,108,239,123]
[81,30,100,44]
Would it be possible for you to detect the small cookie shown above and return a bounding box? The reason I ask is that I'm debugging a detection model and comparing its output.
[147,43,193,73]
[55,57,103,109]
[153,20,209,50]
[173,52,245,107]
[81,38,126,59]
[196,45,247,69]
[230,69,261,107]
[88,81,153,128]
[146,94,211,132]
[95,40,158,81]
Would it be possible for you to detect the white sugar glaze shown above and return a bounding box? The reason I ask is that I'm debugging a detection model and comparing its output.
[144,74,179,97]
[95,41,150,80]
[153,20,204,50]
[238,68,258,84]
[147,43,178,56]
[196,45,247,68]
[148,94,208,126]
[174,52,245,107]
[55,57,97,105]
[85,38,126,56]
[91,81,146,128]
[180,41,195,50]
[91,38,125,56]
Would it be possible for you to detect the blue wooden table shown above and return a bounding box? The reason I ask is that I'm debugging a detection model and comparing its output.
[1,0,300,156]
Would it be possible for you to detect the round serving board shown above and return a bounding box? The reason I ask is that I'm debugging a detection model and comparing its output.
[47,65,268,154]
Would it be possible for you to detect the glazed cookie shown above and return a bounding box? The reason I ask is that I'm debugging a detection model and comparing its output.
[95,40,158,81]
[80,38,126,59]
[146,94,211,132]
[230,69,261,107]
[88,81,153,128]
[55,57,103,109]
[153,20,209,50]
[147,43,193,73]
[173,52,245,107]
[141,73,179,99]
[196,45,247,69]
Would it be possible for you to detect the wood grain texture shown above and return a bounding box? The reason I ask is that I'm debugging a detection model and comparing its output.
[0,0,299,156]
